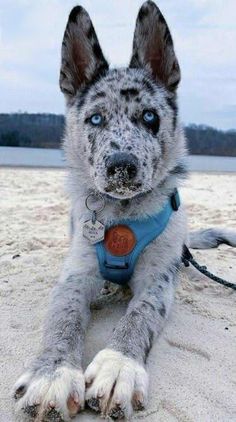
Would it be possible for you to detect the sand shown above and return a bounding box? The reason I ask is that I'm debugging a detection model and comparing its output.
[0,168,236,422]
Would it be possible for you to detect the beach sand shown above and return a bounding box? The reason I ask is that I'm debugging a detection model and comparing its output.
[0,168,236,422]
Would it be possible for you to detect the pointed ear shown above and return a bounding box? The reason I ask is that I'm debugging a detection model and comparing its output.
[59,6,109,99]
[129,1,180,92]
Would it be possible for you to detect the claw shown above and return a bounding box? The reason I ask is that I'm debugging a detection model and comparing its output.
[48,401,56,408]
[14,385,26,400]
[67,392,81,416]
[72,391,80,404]
[85,379,93,388]
[132,391,145,411]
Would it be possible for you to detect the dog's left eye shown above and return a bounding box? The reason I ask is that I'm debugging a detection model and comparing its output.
[142,110,157,124]
[142,110,160,134]
[90,114,103,126]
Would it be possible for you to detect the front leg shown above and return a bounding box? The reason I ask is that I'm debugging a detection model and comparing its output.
[85,262,179,420]
[13,269,103,422]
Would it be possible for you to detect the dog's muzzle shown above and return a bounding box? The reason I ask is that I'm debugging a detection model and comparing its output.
[106,153,138,183]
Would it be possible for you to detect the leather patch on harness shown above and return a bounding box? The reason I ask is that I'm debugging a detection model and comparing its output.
[104,225,136,256]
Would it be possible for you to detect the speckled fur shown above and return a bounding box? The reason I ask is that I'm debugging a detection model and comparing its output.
[13,2,189,421]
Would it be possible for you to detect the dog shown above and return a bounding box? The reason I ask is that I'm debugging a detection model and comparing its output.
[13,1,236,420]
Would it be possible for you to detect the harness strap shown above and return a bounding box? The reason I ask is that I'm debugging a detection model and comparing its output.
[95,189,180,285]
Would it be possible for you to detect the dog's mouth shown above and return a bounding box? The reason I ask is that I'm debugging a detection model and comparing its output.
[93,174,146,200]
[103,180,143,199]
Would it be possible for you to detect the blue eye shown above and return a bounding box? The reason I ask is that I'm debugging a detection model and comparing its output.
[90,114,103,126]
[142,110,157,123]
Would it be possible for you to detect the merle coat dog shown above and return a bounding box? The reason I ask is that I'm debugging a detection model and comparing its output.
[13,1,236,421]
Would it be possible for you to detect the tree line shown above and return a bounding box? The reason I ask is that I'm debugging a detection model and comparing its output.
[0,113,235,156]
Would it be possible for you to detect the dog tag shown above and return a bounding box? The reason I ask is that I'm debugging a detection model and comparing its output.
[84,193,105,244]
[83,219,105,244]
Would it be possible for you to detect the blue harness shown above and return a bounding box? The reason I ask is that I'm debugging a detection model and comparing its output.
[95,190,180,285]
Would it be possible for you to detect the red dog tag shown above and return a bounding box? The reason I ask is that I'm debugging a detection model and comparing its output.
[104,225,136,256]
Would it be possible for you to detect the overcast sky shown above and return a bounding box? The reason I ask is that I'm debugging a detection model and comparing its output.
[0,0,235,130]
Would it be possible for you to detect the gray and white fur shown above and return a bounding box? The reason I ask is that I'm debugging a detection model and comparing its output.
[13,2,236,421]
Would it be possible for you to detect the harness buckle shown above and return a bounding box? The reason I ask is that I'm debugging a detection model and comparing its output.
[104,261,129,270]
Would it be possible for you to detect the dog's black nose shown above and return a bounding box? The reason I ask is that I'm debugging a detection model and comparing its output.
[106,153,138,180]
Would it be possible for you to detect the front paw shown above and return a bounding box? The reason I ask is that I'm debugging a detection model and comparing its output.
[13,364,85,421]
[85,349,148,420]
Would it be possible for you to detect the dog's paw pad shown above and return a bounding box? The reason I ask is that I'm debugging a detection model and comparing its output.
[108,404,125,420]
[86,397,100,412]
[24,403,40,418]
[43,408,65,422]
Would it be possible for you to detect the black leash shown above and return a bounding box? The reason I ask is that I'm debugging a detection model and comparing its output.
[182,245,236,291]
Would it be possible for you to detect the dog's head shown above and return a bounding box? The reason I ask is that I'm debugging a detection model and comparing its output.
[60,1,186,200]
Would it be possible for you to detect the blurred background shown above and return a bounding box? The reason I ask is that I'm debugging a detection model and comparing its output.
[0,0,235,167]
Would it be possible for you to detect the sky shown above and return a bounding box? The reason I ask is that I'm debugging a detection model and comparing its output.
[0,0,235,130]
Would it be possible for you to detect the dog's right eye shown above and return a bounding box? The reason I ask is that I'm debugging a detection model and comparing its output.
[90,114,103,126]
